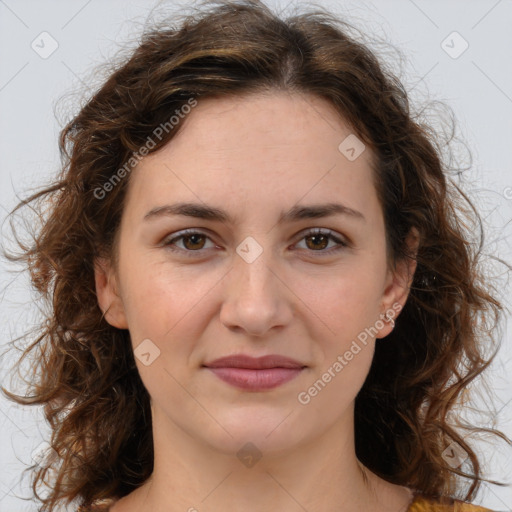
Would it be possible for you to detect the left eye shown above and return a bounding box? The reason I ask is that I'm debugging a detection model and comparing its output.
[294,228,348,253]
[162,228,348,256]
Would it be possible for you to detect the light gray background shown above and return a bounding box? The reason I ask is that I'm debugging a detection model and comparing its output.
[0,0,511,510]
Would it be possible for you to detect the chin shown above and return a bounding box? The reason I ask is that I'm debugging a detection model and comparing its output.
[203,410,309,456]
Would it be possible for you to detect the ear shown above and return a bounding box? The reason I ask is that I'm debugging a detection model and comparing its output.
[376,227,420,339]
[94,257,128,329]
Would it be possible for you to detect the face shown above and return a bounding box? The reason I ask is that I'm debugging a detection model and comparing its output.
[95,91,416,458]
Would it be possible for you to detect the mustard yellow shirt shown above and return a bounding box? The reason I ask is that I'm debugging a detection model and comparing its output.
[78,494,494,511]
[408,494,492,511]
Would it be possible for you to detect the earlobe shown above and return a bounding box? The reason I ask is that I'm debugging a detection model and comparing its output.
[377,227,420,338]
[94,257,128,329]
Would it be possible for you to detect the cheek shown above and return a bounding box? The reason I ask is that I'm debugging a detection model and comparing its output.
[118,254,220,352]
[293,271,380,412]
[291,262,384,334]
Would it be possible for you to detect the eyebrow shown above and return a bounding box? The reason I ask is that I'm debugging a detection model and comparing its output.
[143,201,365,224]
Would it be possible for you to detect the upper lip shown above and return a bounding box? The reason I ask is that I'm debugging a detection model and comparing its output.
[203,354,306,369]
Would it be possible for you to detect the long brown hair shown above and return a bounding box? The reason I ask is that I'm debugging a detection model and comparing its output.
[2,0,510,510]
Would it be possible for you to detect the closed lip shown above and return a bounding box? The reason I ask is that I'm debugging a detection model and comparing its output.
[202,354,306,369]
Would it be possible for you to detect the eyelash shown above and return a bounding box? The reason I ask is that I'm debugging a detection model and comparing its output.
[162,228,349,258]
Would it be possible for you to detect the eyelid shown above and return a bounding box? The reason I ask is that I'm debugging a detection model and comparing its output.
[162,228,218,254]
[293,227,349,253]
[161,227,349,256]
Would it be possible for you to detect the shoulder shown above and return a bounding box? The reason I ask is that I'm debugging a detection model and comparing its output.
[408,494,494,512]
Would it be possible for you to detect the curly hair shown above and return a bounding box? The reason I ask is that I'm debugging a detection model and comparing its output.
[1,0,510,510]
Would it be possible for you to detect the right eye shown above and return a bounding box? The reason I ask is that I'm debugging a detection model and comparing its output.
[162,229,218,256]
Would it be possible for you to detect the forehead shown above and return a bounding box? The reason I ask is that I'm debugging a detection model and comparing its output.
[125,91,380,222]
[163,90,367,160]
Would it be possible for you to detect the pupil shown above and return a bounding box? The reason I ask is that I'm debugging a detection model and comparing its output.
[307,234,328,250]
[182,234,330,251]
[185,234,204,250]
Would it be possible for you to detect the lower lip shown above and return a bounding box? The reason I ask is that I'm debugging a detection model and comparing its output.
[205,367,304,390]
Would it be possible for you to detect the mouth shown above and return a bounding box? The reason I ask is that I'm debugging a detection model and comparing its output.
[202,354,307,391]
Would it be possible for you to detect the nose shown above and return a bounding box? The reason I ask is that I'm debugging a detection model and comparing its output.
[219,244,294,338]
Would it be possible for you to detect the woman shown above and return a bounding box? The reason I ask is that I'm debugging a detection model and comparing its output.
[2,0,510,511]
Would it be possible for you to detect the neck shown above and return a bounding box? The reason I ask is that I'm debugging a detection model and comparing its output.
[111,403,413,512]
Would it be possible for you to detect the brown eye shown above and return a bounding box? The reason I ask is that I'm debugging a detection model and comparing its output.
[181,234,207,250]
[295,228,348,254]
[304,233,329,250]
[163,230,216,256]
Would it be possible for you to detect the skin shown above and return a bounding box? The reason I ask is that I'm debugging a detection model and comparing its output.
[95,90,419,512]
